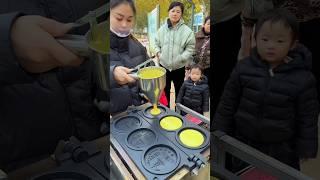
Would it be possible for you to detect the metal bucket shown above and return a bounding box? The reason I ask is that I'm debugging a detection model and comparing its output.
[136,66,166,106]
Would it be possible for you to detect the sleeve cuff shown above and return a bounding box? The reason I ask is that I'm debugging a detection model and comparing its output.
[0,12,33,85]
[109,65,119,88]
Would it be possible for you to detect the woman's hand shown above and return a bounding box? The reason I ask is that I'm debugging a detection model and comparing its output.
[113,66,136,85]
[11,15,83,73]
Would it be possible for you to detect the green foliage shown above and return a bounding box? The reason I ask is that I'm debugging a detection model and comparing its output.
[134,0,209,31]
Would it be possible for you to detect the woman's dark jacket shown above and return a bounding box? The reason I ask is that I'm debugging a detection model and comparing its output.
[0,0,106,171]
[109,31,148,114]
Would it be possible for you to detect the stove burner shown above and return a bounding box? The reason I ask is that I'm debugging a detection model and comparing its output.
[150,107,161,115]
[143,105,166,118]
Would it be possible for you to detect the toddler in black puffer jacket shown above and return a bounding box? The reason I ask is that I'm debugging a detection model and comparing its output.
[213,9,319,171]
[177,64,210,117]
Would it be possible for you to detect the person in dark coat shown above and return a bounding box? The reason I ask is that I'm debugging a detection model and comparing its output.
[213,9,319,170]
[0,0,106,171]
[109,0,148,114]
[177,64,210,116]
[212,0,242,116]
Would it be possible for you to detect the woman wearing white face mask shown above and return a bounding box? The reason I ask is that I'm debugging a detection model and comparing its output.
[154,1,195,107]
[110,0,148,114]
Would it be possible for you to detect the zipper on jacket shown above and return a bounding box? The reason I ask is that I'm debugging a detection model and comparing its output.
[258,67,273,140]
[269,68,275,77]
[171,29,175,70]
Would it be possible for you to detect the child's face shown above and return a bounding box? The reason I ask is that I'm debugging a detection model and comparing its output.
[190,68,202,82]
[256,21,296,67]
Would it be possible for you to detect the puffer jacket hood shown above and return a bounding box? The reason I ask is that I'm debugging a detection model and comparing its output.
[251,44,312,71]
[186,74,208,85]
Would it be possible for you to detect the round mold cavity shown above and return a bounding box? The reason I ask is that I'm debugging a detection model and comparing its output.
[150,108,161,116]
[113,116,141,132]
[143,105,167,118]
[31,171,90,180]
[159,116,183,131]
[126,128,157,150]
[142,144,180,175]
[177,128,207,149]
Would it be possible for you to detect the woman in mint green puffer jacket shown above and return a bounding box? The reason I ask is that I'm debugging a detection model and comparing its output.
[154,1,195,106]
